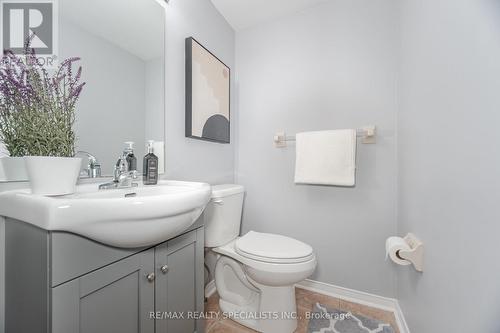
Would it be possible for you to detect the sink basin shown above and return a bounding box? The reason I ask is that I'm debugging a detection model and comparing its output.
[0,180,211,248]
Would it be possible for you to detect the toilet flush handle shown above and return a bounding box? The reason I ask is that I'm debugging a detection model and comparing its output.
[213,199,224,205]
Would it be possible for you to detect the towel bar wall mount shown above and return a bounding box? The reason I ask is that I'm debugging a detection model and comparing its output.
[273,125,376,148]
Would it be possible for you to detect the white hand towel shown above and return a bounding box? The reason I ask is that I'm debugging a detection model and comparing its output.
[294,129,356,186]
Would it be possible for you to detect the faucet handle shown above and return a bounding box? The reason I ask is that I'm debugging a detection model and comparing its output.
[76,151,101,178]
[114,156,127,181]
[116,155,128,171]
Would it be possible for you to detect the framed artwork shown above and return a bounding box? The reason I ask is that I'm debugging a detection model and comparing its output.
[185,37,230,143]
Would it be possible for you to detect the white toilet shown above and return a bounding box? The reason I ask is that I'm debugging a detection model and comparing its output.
[205,184,317,333]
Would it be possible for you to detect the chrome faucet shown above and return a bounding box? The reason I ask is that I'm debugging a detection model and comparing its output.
[99,153,138,190]
[76,151,102,178]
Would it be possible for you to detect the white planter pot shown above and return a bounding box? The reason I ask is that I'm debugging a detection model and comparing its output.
[24,156,82,196]
[0,157,28,181]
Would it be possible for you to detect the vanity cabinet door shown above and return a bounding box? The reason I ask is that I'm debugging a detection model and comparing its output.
[155,228,205,333]
[51,248,155,333]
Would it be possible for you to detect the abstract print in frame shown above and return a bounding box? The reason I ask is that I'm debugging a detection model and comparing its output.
[185,37,230,143]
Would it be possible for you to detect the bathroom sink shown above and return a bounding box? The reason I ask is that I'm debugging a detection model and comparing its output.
[0,180,211,248]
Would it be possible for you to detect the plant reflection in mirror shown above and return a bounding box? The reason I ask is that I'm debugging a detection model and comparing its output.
[0,36,86,157]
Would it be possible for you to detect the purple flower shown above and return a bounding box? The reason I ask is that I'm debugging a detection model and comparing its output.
[0,36,86,157]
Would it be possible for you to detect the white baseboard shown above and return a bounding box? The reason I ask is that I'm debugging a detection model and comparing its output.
[205,279,217,298]
[297,279,410,333]
[393,300,410,333]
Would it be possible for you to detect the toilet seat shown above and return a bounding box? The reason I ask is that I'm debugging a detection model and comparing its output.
[235,231,314,264]
[214,237,316,275]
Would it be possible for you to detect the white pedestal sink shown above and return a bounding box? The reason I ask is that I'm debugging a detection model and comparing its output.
[0,180,211,248]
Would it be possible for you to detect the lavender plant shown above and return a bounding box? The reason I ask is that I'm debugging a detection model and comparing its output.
[0,41,85,157]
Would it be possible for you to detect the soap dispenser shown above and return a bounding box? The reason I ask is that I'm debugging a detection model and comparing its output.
[124,141,137,171]
[143,140,158,185]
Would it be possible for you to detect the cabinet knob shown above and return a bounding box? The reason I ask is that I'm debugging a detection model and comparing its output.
[146,272,155,282]
[160,265,169,274]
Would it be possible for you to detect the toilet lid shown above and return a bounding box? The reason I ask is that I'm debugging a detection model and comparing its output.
[235,231,314,263]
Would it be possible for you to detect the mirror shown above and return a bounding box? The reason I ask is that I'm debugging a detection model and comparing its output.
[0,0,165,180]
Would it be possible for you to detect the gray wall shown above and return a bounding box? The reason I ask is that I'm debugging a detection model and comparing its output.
[235,0,399,297]
[164,0,235,184]
[397,0,500,331]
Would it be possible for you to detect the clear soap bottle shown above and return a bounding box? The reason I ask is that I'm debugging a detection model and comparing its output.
[143,140,158,185]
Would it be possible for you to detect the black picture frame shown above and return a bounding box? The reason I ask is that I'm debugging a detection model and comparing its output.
[185,37,231,144]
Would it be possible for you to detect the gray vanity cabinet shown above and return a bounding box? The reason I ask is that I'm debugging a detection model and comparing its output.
[155,230,205,333]
[51,249,156,333]
[4,217,205,333]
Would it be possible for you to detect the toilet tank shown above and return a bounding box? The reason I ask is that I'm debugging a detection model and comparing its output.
[204,184,245,247]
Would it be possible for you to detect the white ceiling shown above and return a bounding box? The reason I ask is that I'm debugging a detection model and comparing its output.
[211,0,330,31]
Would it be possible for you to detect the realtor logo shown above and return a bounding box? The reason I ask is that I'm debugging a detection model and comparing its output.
[1,0,58,65]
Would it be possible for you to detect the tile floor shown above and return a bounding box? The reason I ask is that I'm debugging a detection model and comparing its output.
[204,288,400,333]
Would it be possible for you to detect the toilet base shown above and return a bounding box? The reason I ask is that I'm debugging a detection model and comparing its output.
[219,298,260,331]
[215,256,299,333]
[255,283,298,333]
[218,284,298,333]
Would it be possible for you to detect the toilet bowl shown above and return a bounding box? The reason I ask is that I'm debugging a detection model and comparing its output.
[205,185,317,333]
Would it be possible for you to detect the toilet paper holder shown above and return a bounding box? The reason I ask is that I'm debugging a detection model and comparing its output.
[398,233,424,272]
